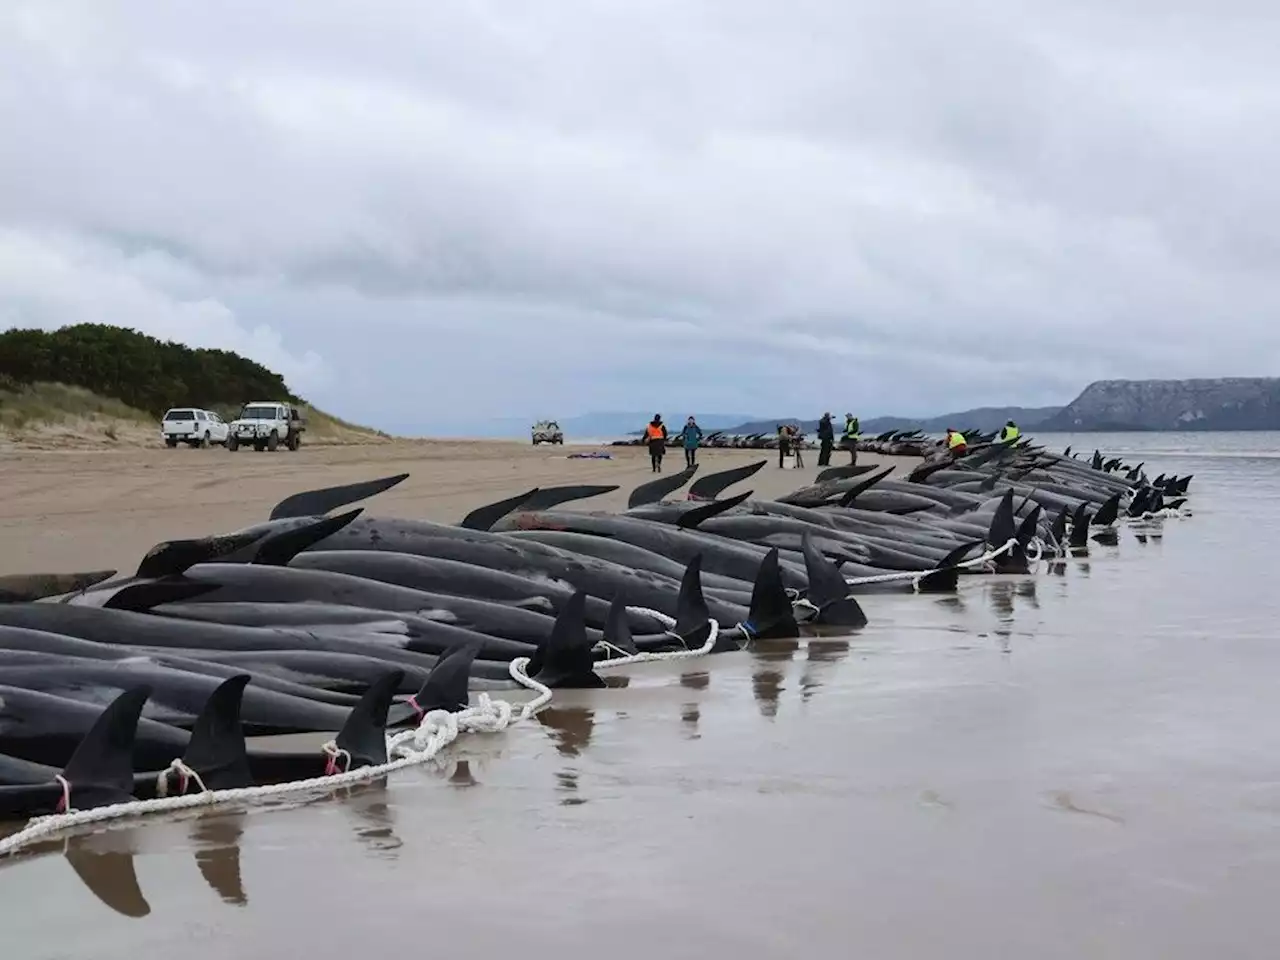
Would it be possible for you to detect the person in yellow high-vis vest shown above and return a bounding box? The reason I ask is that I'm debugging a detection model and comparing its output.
[999,420,1020,443]
[946,428,968,458]
[841,413,860,465]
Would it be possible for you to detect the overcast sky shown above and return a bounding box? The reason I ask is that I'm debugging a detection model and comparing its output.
[2,1,1277,435]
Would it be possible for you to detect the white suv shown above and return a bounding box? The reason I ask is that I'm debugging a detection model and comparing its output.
[227,401,305,452]
[161,408,229,448]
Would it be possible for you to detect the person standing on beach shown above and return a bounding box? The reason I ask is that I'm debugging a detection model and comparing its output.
[679,416,703,468]
[645,414,668,472]
[777,423,792,468]
[842,413,860,465]
[816,412,835,466]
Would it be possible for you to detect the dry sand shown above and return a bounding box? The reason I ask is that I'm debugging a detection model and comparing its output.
[0,441,912,577]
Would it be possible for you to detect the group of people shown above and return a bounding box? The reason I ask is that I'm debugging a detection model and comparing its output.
[943,420,1020,459]
[642,411,864,473]
[641,413,1022,475]
[643,414,704,472]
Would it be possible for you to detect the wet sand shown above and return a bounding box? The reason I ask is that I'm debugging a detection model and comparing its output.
[2,435,1280,958]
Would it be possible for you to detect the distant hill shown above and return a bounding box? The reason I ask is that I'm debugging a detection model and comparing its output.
[0,323,388,445]
[719,406,1063,436]
[463,411,760,440]
[1039,378,1280,431]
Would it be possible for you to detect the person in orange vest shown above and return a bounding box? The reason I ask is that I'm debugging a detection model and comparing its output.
[644,414,668,472]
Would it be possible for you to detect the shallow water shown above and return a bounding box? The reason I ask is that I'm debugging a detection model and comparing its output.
[3,431,1280,958]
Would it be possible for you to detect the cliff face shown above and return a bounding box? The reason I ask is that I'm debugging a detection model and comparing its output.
[1040,378,1280,431]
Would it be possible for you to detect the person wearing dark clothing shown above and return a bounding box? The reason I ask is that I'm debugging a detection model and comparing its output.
[790,425,805,468]
[816,412,835,466]
[679,416,703,468]
[777,424,792,469]
[644,415,668,472]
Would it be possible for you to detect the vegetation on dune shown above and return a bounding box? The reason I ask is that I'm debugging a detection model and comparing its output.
[0,381,151,433]
[0,323,389,440]
[0,323,297,416]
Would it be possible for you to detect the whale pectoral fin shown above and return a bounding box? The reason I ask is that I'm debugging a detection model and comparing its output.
[135,529,272,579]
[509,596,556,616]
[518,485,620,511]
[626,465,698,509]
[687,460,766,501]
[836,466,894,507]
[177,675,253,792]
[744,548,799,641]
[253,509,364,565]
[335,670,406,769]
[60,685,152,810]
[814,464,875,484]
[268,473,410,521]
[103,578,220,612]
[459,487,540,531]
[676,490,752,530]
[530,592,604,688]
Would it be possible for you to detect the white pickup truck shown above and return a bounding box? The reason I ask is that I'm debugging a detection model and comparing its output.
[227,401,306,452]
[161,408,229,448]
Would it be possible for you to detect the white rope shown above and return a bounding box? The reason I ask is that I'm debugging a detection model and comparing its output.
[842,537,1019,588]
[587,606,722,665]
[0,607,721,859]
[1025,537,1044,564]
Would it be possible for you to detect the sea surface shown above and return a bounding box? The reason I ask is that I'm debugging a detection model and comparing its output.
[2,431,1279,958]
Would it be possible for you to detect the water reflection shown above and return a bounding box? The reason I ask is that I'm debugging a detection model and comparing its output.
[750,639,796,720]
[1016,580,1039,609]
[333,778,401,856]
[799,639,850,703]
[447,759,479,788]
[538,707,595,758]
[679,671,709,690]
[64,830,151,918]
[189,810,247,906]
[555,770,585,806]
[1092,528,1120,547]
[680,703,700,738]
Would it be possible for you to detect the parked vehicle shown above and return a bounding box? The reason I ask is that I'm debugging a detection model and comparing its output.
[161,408,229,448]
[532,420,564,445]
[226,401,306,452]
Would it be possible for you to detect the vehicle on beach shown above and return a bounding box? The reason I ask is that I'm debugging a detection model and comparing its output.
[532,420,564,445]
[160,408,229,448]
[227,401,306,452]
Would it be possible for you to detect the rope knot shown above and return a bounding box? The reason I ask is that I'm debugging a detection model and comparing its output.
[321,741,352,777]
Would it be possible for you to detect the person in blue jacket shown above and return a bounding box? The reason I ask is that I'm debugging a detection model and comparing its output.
[679,416,704,468]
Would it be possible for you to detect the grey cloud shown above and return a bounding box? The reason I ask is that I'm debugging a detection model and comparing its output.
[2,0,1278,433]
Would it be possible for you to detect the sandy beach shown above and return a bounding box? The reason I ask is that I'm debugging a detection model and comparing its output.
[0,441,912,577]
